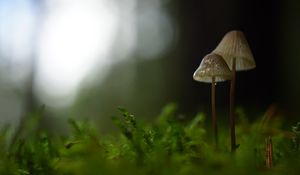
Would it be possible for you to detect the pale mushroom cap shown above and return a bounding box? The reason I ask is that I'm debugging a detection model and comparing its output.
[193,53,232,83]
[213,30,256,71]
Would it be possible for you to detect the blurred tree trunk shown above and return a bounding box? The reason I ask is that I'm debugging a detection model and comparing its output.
[10,52,38,145]
[11,0,44,144]
[24,60,37,114]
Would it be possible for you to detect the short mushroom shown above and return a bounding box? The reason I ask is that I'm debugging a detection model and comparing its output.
[193,53,232,148]
[213,30,256,152]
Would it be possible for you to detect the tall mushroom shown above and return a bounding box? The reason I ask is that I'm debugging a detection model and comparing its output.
[213,30,256,152]
[193,53,232,148]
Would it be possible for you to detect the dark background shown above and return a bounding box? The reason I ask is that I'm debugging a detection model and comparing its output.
[177,0,281,113]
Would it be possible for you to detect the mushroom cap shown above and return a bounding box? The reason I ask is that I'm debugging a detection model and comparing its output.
[193,53,232,83]
[213,30,256,71]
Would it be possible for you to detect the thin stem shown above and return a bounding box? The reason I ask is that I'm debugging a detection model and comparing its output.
[230,57,236,152]
[211,76,218,148]
[265,136,273,168]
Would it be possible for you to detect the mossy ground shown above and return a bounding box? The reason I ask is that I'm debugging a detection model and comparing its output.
[0,104,299,175]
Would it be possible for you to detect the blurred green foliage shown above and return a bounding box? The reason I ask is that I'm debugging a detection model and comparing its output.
[0,104,300,174]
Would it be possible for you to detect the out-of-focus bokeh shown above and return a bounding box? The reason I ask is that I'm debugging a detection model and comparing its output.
[0,0,300,130]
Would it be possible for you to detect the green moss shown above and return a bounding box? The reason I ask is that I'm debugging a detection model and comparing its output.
[1,104,299,174]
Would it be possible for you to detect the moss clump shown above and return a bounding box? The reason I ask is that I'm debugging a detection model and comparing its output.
[0,104,299,175]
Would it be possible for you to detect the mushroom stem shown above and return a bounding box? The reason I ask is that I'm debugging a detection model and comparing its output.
[230,57,236,152]
[265,136,273,168]
[211,76,218,148]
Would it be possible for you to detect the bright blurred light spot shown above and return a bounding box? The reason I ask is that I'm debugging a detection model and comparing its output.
[136,9,174,59]
[0,0,38,95]
[109,0,136,61]
[136,0,175,59]
[0,0,36,62]
[0,0,175,109]
[36,0,119,107]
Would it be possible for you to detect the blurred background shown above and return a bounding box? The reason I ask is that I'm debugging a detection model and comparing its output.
[0,0,299,132]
